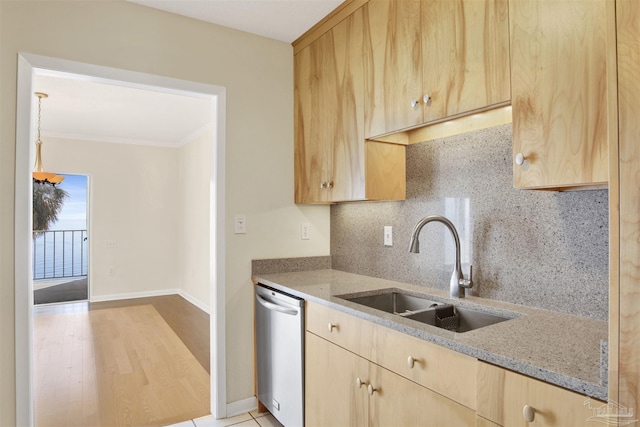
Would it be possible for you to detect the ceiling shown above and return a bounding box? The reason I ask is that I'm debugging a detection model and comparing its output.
[33,1,340,147]
[127,0,342,43]
[33,74,213,148]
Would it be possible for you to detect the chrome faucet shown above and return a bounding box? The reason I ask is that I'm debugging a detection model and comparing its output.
[408,215,473,298]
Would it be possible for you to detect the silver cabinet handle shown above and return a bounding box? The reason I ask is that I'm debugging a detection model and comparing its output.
[412,94,431,109]
[515,152,525,166]
[326,180,333,189]
[328,322,337,332]
[356,377,367,388]
[407,356,417,369]
[255,294,298,316]
[320,181,326,189]
[523,404,535,422]
[367,384,377,396]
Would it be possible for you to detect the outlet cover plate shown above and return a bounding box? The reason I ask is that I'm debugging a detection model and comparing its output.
[384,226,393,246]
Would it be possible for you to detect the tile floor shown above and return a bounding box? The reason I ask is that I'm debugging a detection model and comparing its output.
[167,410,284,427]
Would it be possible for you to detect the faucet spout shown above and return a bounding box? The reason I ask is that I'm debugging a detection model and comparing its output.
[408,215,473,298]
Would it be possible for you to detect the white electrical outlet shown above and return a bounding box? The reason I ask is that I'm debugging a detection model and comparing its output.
[104,240,117,248]
[301,223,311,240]
[384,226,393,246]
[234,214,247,234]
[108,266,116,276]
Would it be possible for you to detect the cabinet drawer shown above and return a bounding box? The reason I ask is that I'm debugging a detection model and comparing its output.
[477,362,606,426]
[373,324,477,410]
[306,301,375,360]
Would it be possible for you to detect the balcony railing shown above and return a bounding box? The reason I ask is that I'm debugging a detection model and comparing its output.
[33,229,88,280]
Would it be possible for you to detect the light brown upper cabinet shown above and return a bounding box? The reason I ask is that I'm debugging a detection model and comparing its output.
[363,0,511,139]
[294,10,364,203]
[510,0,616,190]
[294,8,406,204]
[422,0,511,124]
[363,0,423,138]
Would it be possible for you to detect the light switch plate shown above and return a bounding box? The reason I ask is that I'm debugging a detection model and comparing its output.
[384,226,393,246]
[234,214,247,234]
[301,223,310,240]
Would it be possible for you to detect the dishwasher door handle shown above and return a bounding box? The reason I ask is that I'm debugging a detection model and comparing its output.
[255,294,299,316]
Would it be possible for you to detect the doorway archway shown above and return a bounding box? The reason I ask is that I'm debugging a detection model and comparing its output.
[15,53,227,425]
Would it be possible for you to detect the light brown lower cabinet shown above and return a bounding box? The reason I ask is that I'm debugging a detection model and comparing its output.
[476,415,501,427]
[305,332,368,426]
[305,332,476,426]
[304,302,606,427]
[306,300,477,409]
[477,362,606,426]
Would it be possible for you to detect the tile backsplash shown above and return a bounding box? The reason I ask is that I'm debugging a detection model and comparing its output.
[331,124,609,321]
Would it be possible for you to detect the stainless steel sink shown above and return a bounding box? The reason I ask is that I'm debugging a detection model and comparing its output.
[338,290,444,315]
[405,305,511,333]
[337,288,517,333]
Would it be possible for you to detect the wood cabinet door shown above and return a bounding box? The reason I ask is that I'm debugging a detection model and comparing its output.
[421,0,510,123]
[305,332,369,427]
[476,415,502,427]
[510,0,613,189]
[294,43,326,203]
[369,363,476,427]
[477,362,606,426]
[294,10,365,203]
[326,9,366,202]
[364,0,422,138]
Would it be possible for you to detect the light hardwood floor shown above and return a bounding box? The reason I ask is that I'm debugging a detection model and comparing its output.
[34,296,211,427]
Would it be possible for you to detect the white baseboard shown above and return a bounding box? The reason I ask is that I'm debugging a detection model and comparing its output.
[90,288,179,303]
[226,396,258,418]
[178,289,210,314]
[90,288,210,314]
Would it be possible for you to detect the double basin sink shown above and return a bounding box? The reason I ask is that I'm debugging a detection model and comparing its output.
[337,289,517,333]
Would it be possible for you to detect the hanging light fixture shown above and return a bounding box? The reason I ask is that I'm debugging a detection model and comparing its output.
[32,92,64,186]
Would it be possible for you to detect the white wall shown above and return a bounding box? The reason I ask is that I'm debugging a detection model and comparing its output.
[45,137,182,300]
[178,129,212,309]
[47,128,213,308]
[0,2,330,424]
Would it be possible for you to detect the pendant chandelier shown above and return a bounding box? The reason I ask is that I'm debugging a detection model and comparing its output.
[32,92,64,186]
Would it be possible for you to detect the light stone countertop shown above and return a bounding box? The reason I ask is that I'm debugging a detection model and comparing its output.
[253,269,608,401]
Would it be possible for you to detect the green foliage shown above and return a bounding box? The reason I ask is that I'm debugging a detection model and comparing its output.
[33,182,69,233]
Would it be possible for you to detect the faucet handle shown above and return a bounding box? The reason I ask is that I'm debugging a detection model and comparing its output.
[459,265,473,289]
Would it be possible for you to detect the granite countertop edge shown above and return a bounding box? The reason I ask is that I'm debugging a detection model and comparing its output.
[253,269,608,402]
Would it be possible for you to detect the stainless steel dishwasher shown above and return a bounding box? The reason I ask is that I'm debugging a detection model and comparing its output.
[254,283,304,427]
